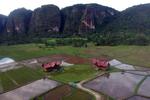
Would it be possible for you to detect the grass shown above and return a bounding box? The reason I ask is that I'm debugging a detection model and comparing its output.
[62,87,95,100]
[0,63,99,92]
[0,44,150,67]
[0,64,98,92]
[0,44,85,61]
[35,85,95,100]
[0,72,16,92]
[0,67,44,92]
[49,64,98,83]
[82,46,150,67]
[1,44,149,99]
[0,44,149,92]
[0,43,149,100]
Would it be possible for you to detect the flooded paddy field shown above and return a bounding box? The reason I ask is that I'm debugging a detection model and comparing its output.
[83,71,150,100]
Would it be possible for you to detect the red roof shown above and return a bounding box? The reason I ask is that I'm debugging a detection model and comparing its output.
[42,61,61,69]
[92,59,109,68]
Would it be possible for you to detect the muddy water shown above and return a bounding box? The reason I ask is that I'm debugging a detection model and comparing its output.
[83,72,144,99]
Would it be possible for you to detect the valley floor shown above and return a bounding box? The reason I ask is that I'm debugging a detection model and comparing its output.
[0,44,150,67]
[0,44,150,100]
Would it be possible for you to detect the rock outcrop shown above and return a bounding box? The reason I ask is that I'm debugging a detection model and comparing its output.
[61,4,86,35]
[0,14,7,33]
[29,5,61,36]
[6,8,32,36]
[79,4,118,34]
[0,3,119,44]
[61,4,118,35]
[0,14,7,43]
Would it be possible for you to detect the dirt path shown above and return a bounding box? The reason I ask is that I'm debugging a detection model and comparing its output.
[77,81,101,100]
[0,79,61,100]
[76,73,105,100]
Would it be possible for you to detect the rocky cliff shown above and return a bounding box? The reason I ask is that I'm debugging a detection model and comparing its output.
[79,4,118,34]
[29,5,61,37]
[0,3,119,44]
[6,8,32,37]
[0,14,7,33]
[61,4,118,35]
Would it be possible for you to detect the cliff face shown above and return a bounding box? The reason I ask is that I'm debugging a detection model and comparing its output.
[0,15,7,33]
[61,4,86,35]
[1,3,150,44]
[79,4,118,34]
[61,4,118,35]
[0,3,119,43]
[0,15,7,43]
[0,4,118,37]
[6,8,32,36]
[29,5,61,36]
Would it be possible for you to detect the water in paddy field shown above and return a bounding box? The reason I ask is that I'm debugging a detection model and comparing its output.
[0,77,3,93]
[83,72,150,100]
[0,57,17,72]
[0,57,15,66]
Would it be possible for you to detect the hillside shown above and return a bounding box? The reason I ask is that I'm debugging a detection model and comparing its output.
[61,4,118,35]
[0,3,150,45]
[104,4,150,35]
[0,4,118,44]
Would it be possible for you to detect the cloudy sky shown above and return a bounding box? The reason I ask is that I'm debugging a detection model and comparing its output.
[0,0,150,15]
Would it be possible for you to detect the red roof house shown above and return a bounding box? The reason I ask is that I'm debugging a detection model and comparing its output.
[92,58,110,70]
[42,61,62,72]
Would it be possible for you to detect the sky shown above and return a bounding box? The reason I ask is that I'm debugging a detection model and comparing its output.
[0,0,150,15]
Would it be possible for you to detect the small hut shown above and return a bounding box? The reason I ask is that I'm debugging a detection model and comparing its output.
[42,61,62,72]
[92,58,110,70]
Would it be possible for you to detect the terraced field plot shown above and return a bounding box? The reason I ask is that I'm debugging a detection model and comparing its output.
[35,85,95,100]
[0,67,44,92]
[0,44,150,100]
[0,79,60,100]
[83,71,150,100]
[138,77,150,97]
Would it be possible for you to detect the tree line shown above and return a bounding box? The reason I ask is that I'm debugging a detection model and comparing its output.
[0,32,150,46]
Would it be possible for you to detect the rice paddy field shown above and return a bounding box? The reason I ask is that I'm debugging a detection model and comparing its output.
[83,72,150,100]
[0,64,99,92]
[35,85,95,100]
[0,44,149,67]
[0,67,44,92]
[0,44,150,100]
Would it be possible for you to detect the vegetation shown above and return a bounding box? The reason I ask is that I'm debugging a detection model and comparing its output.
[0,67,44,92]
[35,85,95,100]
[1,4,150,46]
[62,86,95,100]
[0,44,85,61]
[0,44,150,67]
[35,33,150,46]
[88,33,150,46]
[0,44,149,99]
[43,38,88,47]
[49,64,98,83]
[104,4,150,35]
